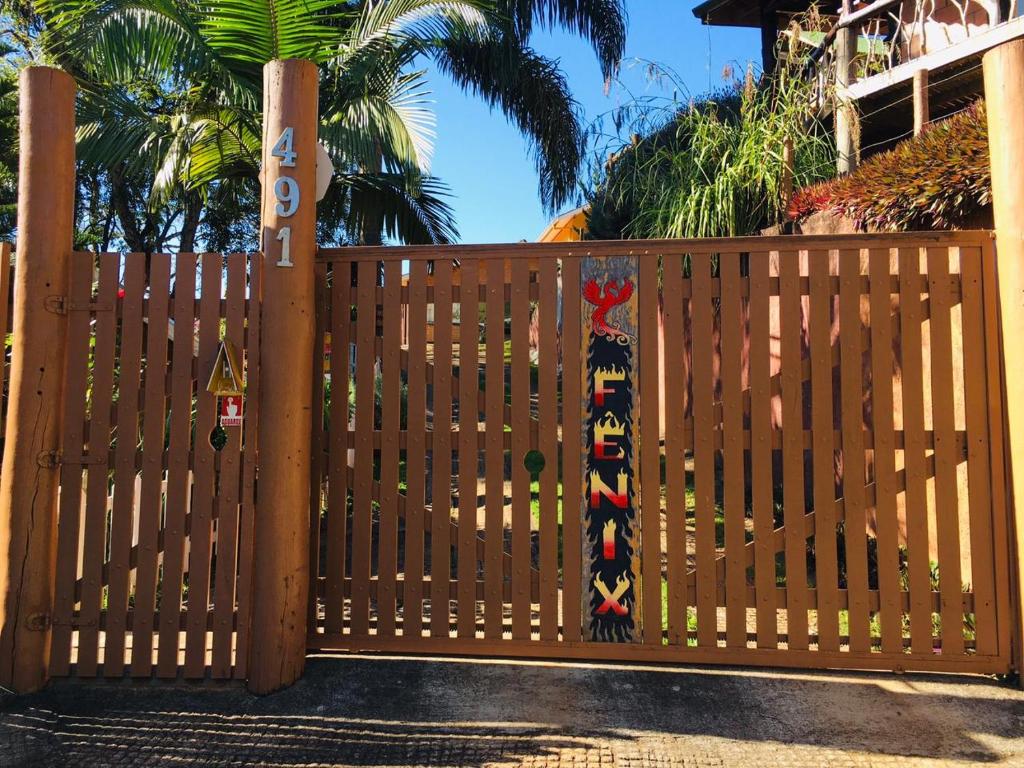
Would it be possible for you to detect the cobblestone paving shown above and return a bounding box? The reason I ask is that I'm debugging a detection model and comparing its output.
[2,657,1023,767]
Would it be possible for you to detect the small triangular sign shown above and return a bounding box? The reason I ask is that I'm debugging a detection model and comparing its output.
[207,339,244,396]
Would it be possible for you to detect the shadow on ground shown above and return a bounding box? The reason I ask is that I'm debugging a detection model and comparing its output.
[2,655,1022,766]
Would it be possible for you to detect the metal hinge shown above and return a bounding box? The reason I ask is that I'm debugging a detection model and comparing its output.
[58,453,107,467]
[36,450,60,469]
[43,296,114,315]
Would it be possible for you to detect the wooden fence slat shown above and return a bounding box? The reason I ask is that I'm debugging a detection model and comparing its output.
[898,247,933,654]
[308,262,328,631]
[183,254,223,678]
[719,252,745,649]
[959,246,998,657]
[403,261,427,637]
[538,258,559,641]
[324,262,350,635]
[378,261,402,637]
[663,253,688,647]
[211,254,246,677]
[457,259,480,639]
[979,236,1012,662]
[431,258,454,638]
[77,254,120,677]
[868,248,902,655]
[49,254,94,676]
[691,252,716,648]
[157,254,197,677]
[510,258,531,640]
[560,256,583,643]
[638,253,663,645]
[750,252,776,649]
[839,248,871,653]
[130,255,171,677]
[0,243,9,439]
[483,258,505,640]
[780,250,809,651]
[809,250,839,652]
[926,246,965,657]
[234,253,261,679]
[104,255,147,677]
[351,259,377,638]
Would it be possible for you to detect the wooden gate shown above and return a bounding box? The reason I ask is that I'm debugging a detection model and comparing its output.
[308,231,1013,674]
[47,251,260,679]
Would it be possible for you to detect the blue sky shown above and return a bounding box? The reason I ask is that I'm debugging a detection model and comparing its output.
[424,2,759,244]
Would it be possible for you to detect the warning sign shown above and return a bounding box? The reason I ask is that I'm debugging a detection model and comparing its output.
[220,395,244,427]
[207,340,244,396]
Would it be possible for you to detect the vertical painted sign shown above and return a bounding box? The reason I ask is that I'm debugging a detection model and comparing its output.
[581,255,642,643]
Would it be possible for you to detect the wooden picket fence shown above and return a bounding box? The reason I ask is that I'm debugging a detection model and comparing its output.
[308,231,1013,674]
[46,251,260,679]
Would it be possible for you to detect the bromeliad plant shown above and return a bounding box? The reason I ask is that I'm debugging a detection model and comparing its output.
[35,0,626,247]
[789,102,991,231]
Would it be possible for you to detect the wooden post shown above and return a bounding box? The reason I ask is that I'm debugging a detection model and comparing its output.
[0,67,75,693]
[836,0,857,174]
[913,68,929,136]
[247,58,319,694]
[983,39,1024,679]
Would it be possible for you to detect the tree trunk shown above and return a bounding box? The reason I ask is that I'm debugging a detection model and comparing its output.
[108,164,146,252]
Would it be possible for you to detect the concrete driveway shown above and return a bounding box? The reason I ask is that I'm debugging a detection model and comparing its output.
[2,655,1022,766]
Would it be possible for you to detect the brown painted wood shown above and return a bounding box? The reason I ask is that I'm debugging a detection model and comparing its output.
[978,236,1012,668]
[809,249,839,652]
[431,258,454,638]
[750,252,776,649]
[248,59,318,694]
[779,250,809,651]
[184,254,223,678]
[483,258,505,640]
[104,255,146,677]
[76,254,120,677]
[234,253,261,679]
[0,67,76,692]
[157,254,197,677]
[351,259,376,637]
[692,253,716,647]
[49,254,95,676]
[324,262,351,635]
[839,248,870,653]
[538,258,559,641]
[211,254,246,677]
[720,252,746,649]
[307,261,327,632]
[663,254,688,647]
[868,248,902,655]
[959,246,998,657]
[317,231,988,264]
[457,260,480,639]
[561,256,583,643]
[379,261,402,637]
[638,253,662,646]
[404,261,427,637]
[129,255,171,677]
[983,38,1024,678]
[510,258,531,640]
[898,247,932,654]
[926,246,965,657]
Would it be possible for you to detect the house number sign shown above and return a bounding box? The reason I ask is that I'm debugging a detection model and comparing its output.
[271,126,298,268]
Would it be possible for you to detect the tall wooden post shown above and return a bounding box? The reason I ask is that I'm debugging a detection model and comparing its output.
[983,39,1024,679]
[0,67,76,693]
[912,68,929,136]
[835,1,857,174]
[248,59,319,694]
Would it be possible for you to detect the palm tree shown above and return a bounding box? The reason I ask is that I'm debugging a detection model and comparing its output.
[36,0,627,249]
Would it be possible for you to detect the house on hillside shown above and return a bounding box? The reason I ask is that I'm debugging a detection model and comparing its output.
[694,0,1024,157]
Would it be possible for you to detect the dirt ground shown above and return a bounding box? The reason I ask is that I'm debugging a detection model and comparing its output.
[2,655,1023,767]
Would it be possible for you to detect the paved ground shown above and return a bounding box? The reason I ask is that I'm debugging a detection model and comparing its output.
[2,655,1023,767]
